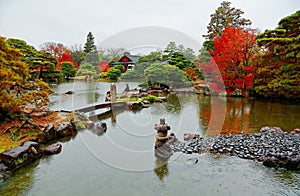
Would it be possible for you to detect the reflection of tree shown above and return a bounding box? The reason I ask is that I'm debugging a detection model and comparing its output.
[165,94,181,113]
[86,91,100,104]
[198,96,252,136]
[154,158,169,181]
[250,100,300,131]
[84,82,100,104]
[0,159,40,195]
[198,95,226,136]
[221,98,251,135]
[198,95,211,133]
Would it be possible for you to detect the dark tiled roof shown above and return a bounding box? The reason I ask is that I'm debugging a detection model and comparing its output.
[111,55,141,65]
[126,55,140,63]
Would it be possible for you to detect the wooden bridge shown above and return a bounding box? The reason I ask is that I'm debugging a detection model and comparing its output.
[62,101,127,113]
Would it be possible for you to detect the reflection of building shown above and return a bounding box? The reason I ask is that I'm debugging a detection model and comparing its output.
[110,55,140,71]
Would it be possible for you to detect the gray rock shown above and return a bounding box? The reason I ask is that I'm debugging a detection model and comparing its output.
[44,143,62,155]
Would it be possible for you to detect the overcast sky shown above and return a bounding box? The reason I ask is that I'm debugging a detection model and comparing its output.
[0,0,299,53]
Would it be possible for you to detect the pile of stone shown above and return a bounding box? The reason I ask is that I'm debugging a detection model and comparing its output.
[169,127,300,170]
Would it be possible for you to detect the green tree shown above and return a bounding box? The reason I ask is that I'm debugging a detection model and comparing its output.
[144,63,191,88]
[120,62,151,79]
[6,38,38,70]
[61,62,76,78]
[69,44,86,66]
[197,40,215,64]
[166,52,193,70]
[76,62,97,78]
[0,36,53,120]
[6,38,62,82]
[164,41,177,53]
[203,1,252,40]
[82,32,100,67]
[183,48,196,61]
[135,62,151,70]
[138,51,162,63]
[107,67,121,80]
[82,51,100,67]
[254,10,300,99]
[177,44,185,53]
[163,42,194,70]
[114,64,124,73]
[83,32,97,53]
[34,50,62,82]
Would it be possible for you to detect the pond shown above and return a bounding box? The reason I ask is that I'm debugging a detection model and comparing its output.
[0,81,299,196]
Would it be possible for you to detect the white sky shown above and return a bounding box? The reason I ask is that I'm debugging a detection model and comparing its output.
[0,0,299,52]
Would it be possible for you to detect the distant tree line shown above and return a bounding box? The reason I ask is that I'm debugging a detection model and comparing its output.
[1,1,298,122]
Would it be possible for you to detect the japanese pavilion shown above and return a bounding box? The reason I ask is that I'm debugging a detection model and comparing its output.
[110,55,140,72]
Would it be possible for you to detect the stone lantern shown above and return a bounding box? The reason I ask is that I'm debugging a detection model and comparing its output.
[154,118,173,160]
[154,118,171,147]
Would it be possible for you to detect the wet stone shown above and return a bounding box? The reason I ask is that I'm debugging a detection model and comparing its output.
[44,143,62,155]
[56,122,76,137]
[1,141,39,159]
[0,141,41,170]
[168,131,300,171]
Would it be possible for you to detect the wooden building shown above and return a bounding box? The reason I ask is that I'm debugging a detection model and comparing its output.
[110,55,140,72]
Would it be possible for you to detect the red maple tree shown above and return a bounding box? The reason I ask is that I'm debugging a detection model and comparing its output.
[98,61,110,72]
[57,53,78,70]
[212,27,257,95]
[198,59,226,93]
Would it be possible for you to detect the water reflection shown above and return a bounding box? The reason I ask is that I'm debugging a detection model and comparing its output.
[164,93,181,113]
[154,158,169,181]
[0,159,40,196]
[1,82,300,195]
[198,95,300,136]
[90,129,106,136]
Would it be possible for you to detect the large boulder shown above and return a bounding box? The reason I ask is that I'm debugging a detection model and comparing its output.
[38,124,57,143]
[56,122,76,137]
[0,141,41,170]
[44,143,62,155]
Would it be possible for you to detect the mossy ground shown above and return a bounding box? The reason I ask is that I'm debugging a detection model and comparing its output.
[0,111,74,154]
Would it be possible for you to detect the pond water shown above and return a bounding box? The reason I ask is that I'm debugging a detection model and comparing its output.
[0,81,299,196]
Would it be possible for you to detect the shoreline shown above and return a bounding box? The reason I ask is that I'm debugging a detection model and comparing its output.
[0,86,299,180]
[0,111,96,180]
[168,127,300,171]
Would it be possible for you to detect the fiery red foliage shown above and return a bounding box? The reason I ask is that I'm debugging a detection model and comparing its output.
[98,61,110,72]
[199,27,257,96]
[57,53,78,70]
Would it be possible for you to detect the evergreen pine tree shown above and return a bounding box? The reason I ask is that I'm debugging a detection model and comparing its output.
[83,32,97,53]
[203,1,252,40]
[82,32,100,67]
